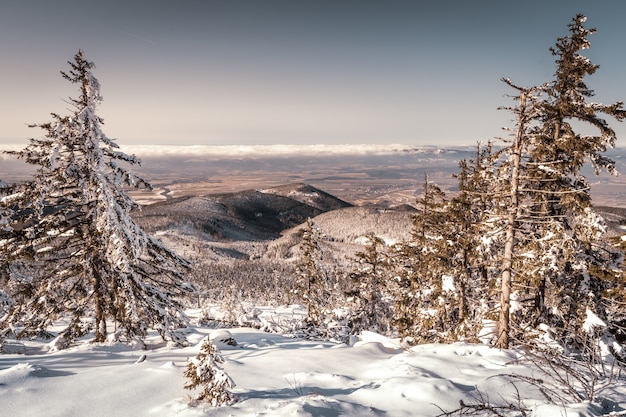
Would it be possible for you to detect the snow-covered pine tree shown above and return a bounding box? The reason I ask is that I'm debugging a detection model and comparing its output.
[0,50,193,345]
[184,336,236,406]
[526,15,625,350]
[446,144,501,342]
[492,15,625,349]
[292,217,329,328]
[605,234,626,345]
[390,175,456,343]
[391,159,499,344]
[491,79,545,349]
[0,185,14,334]
[346,233,393,336]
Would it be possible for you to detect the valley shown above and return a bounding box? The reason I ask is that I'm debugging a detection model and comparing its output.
[119,145,626,208]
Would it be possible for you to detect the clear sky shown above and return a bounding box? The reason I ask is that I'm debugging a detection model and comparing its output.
[1,0,626,147]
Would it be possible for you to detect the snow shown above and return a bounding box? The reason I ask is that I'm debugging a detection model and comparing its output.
[2,308,624,417]
[583,308,607,333]
[441,274,455,292]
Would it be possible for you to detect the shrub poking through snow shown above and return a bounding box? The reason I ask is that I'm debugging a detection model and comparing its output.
[184,336,236,407]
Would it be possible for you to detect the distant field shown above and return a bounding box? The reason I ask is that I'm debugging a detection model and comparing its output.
[1,144,624,207]
[125,146,625,208]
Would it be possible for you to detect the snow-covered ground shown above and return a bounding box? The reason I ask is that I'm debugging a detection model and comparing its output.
[1,306,624,417]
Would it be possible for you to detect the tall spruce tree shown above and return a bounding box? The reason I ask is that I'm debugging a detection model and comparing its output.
[0,50,192,345]
[447,145,500,341]
[493,15,625,349]
[527,14,625,349]
[293,217,329,327]
[346,233,392,335]
[391,175,455,343]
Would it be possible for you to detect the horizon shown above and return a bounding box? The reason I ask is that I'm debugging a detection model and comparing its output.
[1,142,623,208]
[2,142,626,158]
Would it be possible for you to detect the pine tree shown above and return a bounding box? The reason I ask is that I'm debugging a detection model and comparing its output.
[391,175,455,343]
[447,145,500,341]
[605,235,626,345]
[492,15,625,349]
[527,15,624,344]
[0,50,193,345]
[292,218,330,328]
[390,158,498,344]
[346,233,392,335]
[492,79,544,348]
[184,336,236,406]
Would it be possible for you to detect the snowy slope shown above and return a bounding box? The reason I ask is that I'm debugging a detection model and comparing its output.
[1,307,624,417]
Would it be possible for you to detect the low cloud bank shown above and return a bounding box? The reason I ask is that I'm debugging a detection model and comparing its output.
[116,144,456,159]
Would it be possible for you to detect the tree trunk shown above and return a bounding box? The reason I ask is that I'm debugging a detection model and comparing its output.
[496,89,527,349]
[93,266,107,342]
[533,276,546,326]
[458,250,469,323]
[497,213,515,349]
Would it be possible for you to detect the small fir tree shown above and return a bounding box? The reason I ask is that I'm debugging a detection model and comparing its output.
[293,218,329,327]
[184,336,236,407]
[346,233,393,335]
[391,176,455,343]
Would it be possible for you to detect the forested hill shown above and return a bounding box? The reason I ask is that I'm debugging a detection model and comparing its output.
[133,182,626,245]
[132,183,352,242]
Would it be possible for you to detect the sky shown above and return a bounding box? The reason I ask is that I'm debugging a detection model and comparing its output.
[1,0,626,147]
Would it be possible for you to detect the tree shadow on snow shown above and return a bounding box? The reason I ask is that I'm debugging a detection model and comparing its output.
[240,381,381,401]
[302,401,387,417]
[31,365,75,378]
[239,384,388,416]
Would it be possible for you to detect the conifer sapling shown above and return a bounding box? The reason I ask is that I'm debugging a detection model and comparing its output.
[184,336,236,407]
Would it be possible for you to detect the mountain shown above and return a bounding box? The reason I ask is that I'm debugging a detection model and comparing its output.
[133,183,420,263]
[133,183,352,242]
[259,183,352,212]
[134,183,626,264]
[260,204,416,263]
